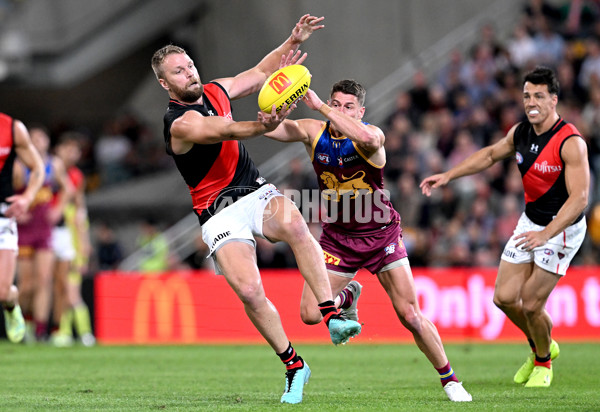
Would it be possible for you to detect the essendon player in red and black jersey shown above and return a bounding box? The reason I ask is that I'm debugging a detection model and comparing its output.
[163,82,263,225]
[513,118,584,227]
[151,15,362,405]
[421,67,590,388]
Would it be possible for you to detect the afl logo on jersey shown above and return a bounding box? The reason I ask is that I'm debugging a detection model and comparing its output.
[316,153,330,164]
[515,152,523,164]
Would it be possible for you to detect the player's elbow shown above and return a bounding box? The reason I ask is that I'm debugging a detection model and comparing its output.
[357,131,382,151]
[577,189,590,211]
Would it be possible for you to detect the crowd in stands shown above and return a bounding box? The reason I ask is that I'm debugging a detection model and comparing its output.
[48,112,172,192]
[254,0,600,269]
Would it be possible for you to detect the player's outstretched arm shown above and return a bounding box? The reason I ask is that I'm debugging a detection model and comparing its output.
[305,89,384,153]
[217,14,324,100]
[171,102,296,145]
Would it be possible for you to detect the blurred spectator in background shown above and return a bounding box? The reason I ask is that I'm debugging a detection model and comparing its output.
[508,22,537,69]
[136,218,169,273]
[95,222,123,271]
[94,118,132,186]
[532,17,566,67]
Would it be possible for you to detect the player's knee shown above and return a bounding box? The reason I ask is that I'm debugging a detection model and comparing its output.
[521,299,543,319]
[280,212,310,243]
[300,306,321,325]
[493,292,516,311]
[398,305,423,335]
[235,281,263,307]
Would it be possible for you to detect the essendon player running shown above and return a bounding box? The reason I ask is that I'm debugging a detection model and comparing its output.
[0,113,44,344]
[151,14,360,404]
[421,67,590,388]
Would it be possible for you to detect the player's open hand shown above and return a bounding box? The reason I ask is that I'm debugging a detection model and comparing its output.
[513,230,549,252]
[4,194,31,220]
[279,50,307,69]
[419,174,449,197]
[302,89,324,111]
[258,103,296,131]
[291,14,325,43]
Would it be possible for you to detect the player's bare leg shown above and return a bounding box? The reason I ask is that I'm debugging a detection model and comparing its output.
[262,196,334,303]
[378,264,471,401]
[493,261,534,336]
[262,195,361,345]
[215,241,310,404]
[299,273,351,324]
[521,266,559,387]
[0,250,26,343]
[32,249,55,341]
[216,241,290,352]
[494,260,559,386]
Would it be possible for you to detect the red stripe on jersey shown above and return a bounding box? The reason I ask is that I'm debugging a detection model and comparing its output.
[189,140,239,213]
[522,123,579,203]
[0,113,14,173]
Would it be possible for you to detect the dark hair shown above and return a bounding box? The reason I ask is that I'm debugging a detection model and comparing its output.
[523,66,560,96]
[330,79,366,106]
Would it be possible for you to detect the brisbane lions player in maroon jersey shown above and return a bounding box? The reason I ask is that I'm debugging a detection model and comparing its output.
[421,67,590,388]
[266,80,472,402]
[151,15,360,404]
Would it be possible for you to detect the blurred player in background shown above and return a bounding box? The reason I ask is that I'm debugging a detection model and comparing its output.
[421,67,589,387]
[14,125,71,342]
[50,132,95,347]
[151,14,361,404]
[265,80,472,402]
[0,113,44,343]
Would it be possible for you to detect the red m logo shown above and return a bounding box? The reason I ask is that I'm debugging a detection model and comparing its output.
[269,73,292,94]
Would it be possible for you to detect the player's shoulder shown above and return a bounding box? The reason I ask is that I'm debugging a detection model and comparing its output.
[297,118,326,143]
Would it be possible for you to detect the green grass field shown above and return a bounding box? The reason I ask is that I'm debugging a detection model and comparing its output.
[1,341,599,411]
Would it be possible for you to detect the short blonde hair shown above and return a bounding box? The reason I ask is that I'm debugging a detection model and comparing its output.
[151,45,186,80]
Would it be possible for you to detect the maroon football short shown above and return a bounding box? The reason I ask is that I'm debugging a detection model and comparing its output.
[319,221,408,275]
[17,205,53,252]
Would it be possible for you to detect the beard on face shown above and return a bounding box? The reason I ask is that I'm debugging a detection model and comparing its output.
[172,82,204,103]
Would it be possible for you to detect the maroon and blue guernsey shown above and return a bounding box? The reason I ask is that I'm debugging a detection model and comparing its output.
[163,82,264,225]
[513,118,584,226]
[310,121,399,232]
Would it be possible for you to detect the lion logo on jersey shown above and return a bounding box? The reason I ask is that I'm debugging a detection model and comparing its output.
[320,171,373,201]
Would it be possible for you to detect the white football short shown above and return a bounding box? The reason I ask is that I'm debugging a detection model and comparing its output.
[0,217,18,252]
[501,212,586,276]
[201,183,284,274]
[51,225,76,261]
